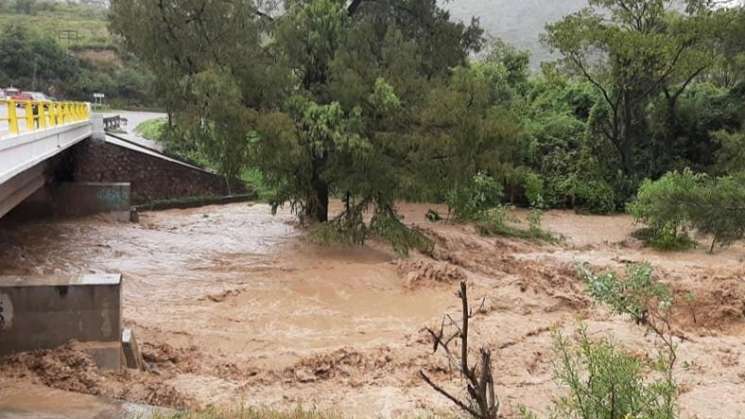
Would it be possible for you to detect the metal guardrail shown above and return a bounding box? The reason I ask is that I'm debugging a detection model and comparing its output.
[0,100,91,137]
[103,115,125,131]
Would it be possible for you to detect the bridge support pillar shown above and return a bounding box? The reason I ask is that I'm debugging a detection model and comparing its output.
[0,274,123,369]
[53,182,131,219]
[91,113,106,142]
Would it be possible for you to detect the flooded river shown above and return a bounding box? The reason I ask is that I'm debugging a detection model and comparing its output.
[2,203,745,417]
[0,203,449,366]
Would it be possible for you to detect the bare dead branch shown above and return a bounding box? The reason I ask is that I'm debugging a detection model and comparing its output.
[420,281,499,419]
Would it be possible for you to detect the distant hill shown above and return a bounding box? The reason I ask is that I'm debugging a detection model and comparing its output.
[442,0,588,66]
[0,1,110,50]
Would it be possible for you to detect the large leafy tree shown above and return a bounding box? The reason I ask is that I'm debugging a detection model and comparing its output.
[110,0,482,225]
[261,0,482,222]
[543,0,724,183]
[110,0,286,183]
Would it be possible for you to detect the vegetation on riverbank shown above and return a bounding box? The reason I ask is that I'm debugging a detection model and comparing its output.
[0,0,154,105]
[113,0,745,253]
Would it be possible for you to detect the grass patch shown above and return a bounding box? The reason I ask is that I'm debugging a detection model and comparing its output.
[0,10,110,49]
[135,118,168,141]
[478,220,558,242]
[476,207,559,243]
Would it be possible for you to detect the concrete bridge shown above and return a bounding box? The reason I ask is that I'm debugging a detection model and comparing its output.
[0,100,93,218]
[0,99,247,221]
[0,99,253,394]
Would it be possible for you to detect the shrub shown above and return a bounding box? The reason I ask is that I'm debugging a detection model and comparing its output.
[627,170,700,243]
[571,178,617,214]
[582,263,672,323]
[370,208,434,257]
[522,172,545,208]
[628,169,745,252]
[477,206,557,243]
[551,327,677,419]
[134,118,167,141]
[686,174,745,253]
[571,263,678,419]
[447,172,504,221]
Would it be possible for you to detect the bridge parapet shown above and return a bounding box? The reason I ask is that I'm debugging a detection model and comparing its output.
[1,100,90,139]
[103,115,127,132]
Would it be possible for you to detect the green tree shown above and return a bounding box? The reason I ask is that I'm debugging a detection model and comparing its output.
[109,0,282,184]
[715,129,745,174]
[629,169,745,252]
[543,0,722,187]
[410,62,525,204]
[14,0,37,15]
[111,0,483,227]
[627,169,701,248]
[0,25,79,94]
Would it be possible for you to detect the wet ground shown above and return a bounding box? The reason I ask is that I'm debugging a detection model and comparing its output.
[1,203,744,417]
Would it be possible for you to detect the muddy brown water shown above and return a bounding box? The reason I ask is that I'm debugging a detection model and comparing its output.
[1,202,745,417]
[0,204,447,362]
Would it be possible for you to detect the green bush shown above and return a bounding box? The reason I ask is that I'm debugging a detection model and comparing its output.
[628,169,745,252]
[370,209,434,257]
[522,172,545,208]
[551,327,677,419]
[567,263,678,419]
[582,263,672,323]
[627,170,700,242]
[571,178,617,214]
[447,172,504,221]
[686,173,745,252]
[134,118,167,141]
[477,206,557,243]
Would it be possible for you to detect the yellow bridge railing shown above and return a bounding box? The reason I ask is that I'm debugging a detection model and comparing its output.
[1,100,91,137]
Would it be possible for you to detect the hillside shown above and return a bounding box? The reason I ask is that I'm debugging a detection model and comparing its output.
[0,0,585,64]
[443,0,588,65]
[0,1,110,49]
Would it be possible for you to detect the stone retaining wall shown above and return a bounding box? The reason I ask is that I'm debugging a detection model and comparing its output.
[69,139,247,205]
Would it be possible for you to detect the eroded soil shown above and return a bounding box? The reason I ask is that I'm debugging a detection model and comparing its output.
[1,203,744,418]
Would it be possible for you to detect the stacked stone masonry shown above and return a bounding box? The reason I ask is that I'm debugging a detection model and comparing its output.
[69,140,246,205]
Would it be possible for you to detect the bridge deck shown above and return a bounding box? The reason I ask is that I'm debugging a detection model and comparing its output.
[0,101,93,219]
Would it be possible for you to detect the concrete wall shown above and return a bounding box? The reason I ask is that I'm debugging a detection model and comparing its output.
[0,274,122,356]
[53,182,131,217]
[69,139,247,205]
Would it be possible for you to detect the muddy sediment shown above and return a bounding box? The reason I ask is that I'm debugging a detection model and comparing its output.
[1,202,745,417]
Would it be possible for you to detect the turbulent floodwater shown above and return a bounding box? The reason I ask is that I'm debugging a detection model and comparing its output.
[0,203,449,363]
[2,203,745,417]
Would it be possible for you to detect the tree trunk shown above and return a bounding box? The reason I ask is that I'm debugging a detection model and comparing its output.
[709,236,718,254]
[306,178,330,223]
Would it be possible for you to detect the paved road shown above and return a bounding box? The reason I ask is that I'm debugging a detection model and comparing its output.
[104,110,167,151]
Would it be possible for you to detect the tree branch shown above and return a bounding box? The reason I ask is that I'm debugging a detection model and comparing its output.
[420,371,482,418]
